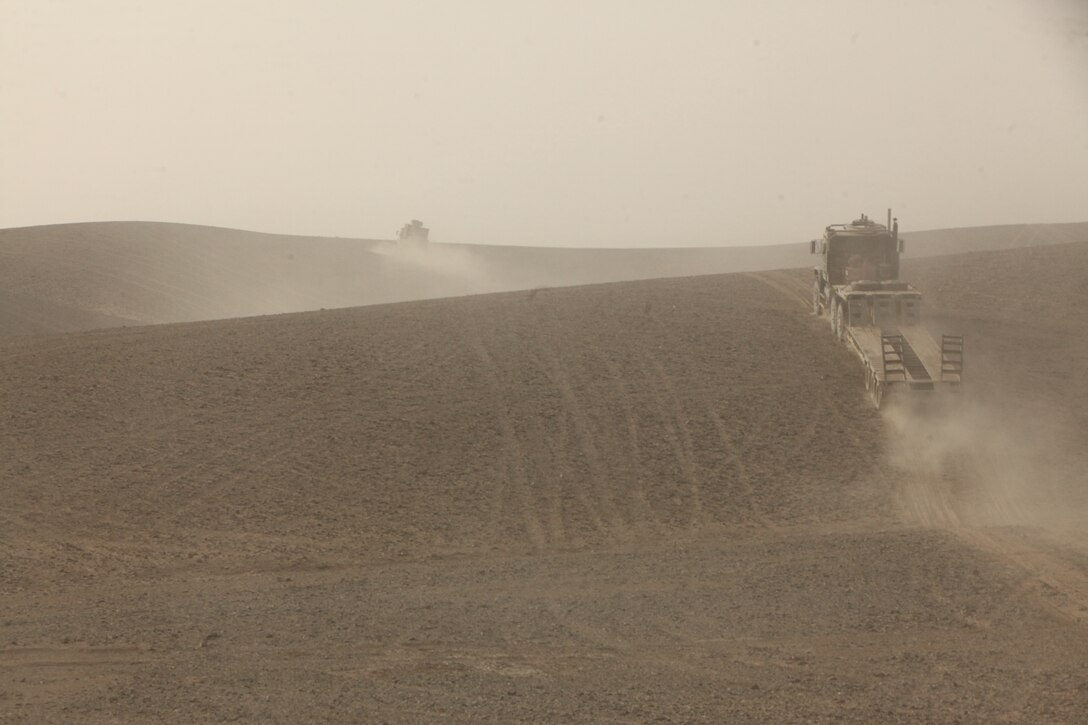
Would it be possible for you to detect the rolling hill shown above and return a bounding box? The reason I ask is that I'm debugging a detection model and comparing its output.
[2,219,1086,336]
[2,240,1087,721]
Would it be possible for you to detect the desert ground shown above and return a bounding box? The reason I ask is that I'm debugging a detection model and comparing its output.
[2,235,1088,722]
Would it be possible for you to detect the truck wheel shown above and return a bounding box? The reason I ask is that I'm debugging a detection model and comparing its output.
[865,367,883,407]
[834,301,845,341]
[812,282,822,315]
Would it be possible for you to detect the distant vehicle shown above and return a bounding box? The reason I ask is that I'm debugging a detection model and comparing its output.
[397,219,430,243]
[810,211,963,407]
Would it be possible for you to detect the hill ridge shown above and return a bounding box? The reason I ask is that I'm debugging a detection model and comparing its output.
[2,219,1086,337]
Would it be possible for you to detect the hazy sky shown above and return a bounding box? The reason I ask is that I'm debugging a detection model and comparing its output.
[3,0,1086,246]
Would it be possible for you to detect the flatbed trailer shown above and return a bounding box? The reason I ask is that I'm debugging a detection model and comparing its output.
[842,320,963,407]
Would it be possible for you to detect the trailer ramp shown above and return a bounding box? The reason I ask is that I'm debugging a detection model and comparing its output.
[882,332,934,390]
[941,334,965,382]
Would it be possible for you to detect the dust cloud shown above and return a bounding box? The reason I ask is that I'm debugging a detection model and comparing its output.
[372,240,489,289]
[884,391,1085,535]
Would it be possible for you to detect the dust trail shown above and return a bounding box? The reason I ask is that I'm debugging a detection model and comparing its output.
[372,239,490,287]
[884,389,1088,621]
[885,392,1086,536]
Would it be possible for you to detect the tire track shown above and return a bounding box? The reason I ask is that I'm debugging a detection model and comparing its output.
[895,456,1088,624]
[743,271,812,311]
[458,309,548,551]
[534,341,628,540]
[961,528,1088,625]
[704,405,778,530]
[527,414,569,546]
[600,354,664,534]
[504,303,605,544]
[640,302,781,528]
[638,352,706,528]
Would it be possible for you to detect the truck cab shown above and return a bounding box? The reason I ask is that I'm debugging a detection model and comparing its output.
[813,213,901,284]
[811,213,906,319]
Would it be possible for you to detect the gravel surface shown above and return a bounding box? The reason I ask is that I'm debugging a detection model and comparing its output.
[2,244,1087,722]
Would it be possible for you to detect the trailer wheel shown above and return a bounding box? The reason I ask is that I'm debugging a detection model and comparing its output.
[812,281,822,315]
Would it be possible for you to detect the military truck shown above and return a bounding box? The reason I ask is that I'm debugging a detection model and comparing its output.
[811,212,963,407]
[397,219,430,243]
